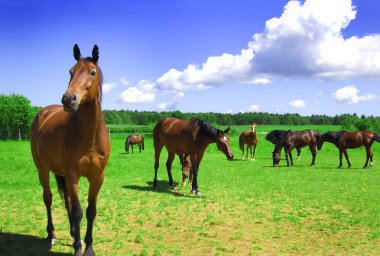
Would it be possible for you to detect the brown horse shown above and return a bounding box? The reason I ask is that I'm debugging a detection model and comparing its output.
[239,123,258,160]
[153,117,234,195]
[318,131,380,168]
[265,129,302,160]
[179,154,192,186]
[125,134,144,154]
[273,130,320,167]
[30,45,110,256]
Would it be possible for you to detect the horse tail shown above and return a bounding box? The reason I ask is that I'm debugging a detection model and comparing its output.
[374,133,380,143]
[142,136,145,150]
[239,134,244,151]
[54,174,66,199]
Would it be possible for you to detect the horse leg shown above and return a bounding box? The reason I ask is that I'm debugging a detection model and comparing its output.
[310,146,317,166]
[343,150,351,168]
[241,144,245,160]
[83,170,105,256]
[363,146,371,168]
[38,169,56,245]
[252,145,256,161]
[153,142,164,188]
[285,149,290,167]
[166,152,176,189]
[65,176,83,256]
[338,149,343,168]
[296,148,301,160]
[249,145,252,160]
[63,189,75,238]
[190,152,204,196]
[288,148,294,166]
[246,145,249,160]
[131,145,133,154]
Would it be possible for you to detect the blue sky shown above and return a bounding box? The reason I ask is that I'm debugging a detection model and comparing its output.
[0,0,379,116]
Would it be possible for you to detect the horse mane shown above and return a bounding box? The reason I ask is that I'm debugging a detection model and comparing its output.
[192,118,217,139]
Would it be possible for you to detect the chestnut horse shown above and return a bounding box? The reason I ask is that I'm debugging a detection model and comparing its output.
[273,130,320,167]
[125,134,144,154]
[153,117,234,195]
[179,154,192,186]
[239,123,258,161]
[318,131,380,168]
[30,45,110,256]
[265,130,302,160]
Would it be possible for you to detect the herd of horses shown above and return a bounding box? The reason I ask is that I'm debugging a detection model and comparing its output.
[29,45,380,255]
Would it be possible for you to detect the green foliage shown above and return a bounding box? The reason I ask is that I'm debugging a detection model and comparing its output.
[0,94,39,139]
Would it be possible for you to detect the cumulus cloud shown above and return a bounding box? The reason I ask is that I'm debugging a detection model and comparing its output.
[288,99,306,108]
[154,0,380,91]
[240,104,260,113]
[103,83,118,94]
[332,85,376,104]
[158,91,185,111]
[120,80,156,103]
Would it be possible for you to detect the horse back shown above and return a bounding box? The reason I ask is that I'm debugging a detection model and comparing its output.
[153,117,194,154]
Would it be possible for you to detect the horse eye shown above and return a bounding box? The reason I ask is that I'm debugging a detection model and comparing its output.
[89,70,96,77]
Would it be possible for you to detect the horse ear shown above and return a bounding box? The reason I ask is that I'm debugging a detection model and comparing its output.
[92,44,99,63]
[73,44,82,61]
[224,127,230,134]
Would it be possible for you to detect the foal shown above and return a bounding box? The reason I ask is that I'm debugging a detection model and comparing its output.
[239,123,258,160]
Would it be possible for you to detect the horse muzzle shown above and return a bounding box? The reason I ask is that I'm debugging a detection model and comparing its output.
[62,93,79,112]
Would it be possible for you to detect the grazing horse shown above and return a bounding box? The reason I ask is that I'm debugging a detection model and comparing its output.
[30,45,110,256]
[239,123,258,161]
[179,154,192,186]
[318,131,380,168]
[153,117,234,195]
[265,130,302,160]
[125,134,144,154]
[273,130,320,167]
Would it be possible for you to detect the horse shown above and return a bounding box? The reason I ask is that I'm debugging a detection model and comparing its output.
[239,123,258,161]
[317,131,380,168]
[30,44,110,256]
[125,134,144,154]
[179,154,192,186]
[265,130,302,160]
[153,117,234,195]
[272,130,320,167]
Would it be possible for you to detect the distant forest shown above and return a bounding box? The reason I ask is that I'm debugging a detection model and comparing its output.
[103,109,379,127]
[1,94,380,139]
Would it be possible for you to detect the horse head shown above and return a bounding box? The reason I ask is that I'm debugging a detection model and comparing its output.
[318,132,336,150]
[251,123,257,133]
[216,127,234,160]
[62,44,102,112]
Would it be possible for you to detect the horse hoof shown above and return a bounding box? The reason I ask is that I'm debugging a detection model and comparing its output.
[74,249,83,256]
[84,246,95,256]
[170,185,178,191]
[297,157,300,160]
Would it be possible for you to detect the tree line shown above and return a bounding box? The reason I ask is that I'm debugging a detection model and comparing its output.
[1,94,380,140]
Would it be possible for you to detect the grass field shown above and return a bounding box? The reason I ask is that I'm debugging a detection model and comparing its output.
[0,125,379,255]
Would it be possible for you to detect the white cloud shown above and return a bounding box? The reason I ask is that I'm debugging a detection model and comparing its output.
[240,104,260,113]
[120,80,156,103]
[288,99,306,108]
[317,91,323,96]
[154,0,380,92]
[103,83,118,94]
[157,91,185,111]
[120,77,130,86]
[332,85,376,104]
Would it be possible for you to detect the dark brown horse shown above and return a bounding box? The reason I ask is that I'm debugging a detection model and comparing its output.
[318,131,380,168]
[265,130,302,160]
[30,45,110,256]
[273,130,320,167]
[239,123,258,161]
[125,134,144,154]
[153,117,234,195]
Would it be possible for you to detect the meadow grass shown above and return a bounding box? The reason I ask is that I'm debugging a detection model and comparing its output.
[0,125,379,255]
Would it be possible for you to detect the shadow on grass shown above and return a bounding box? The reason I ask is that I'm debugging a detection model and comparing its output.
[122,180,203,198]
[0,232,71,256]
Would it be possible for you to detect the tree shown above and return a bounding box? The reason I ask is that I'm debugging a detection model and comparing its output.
[0,94,37,139]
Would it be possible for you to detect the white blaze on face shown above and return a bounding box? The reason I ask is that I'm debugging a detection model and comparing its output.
[251,125,256,132]
[223,136,227,142]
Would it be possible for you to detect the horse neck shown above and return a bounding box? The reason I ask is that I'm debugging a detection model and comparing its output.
[74,99,104,143]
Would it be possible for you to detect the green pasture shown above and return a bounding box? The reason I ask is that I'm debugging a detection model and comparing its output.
[0,125,379,255]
